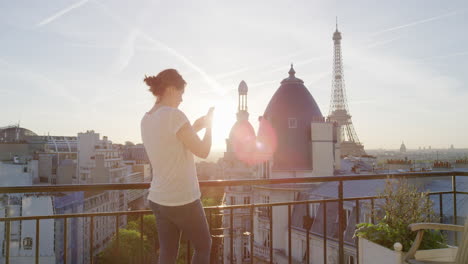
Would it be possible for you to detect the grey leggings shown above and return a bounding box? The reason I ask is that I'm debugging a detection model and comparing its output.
[149,199,212,264]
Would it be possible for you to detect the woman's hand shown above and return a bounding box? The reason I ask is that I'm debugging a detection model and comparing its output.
[205,107,214,129]
[177,106,214,159]
[192,107,214,132]
[192,116,206,132]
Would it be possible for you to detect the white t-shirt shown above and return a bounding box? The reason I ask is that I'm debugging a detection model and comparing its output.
[140,106,201,206]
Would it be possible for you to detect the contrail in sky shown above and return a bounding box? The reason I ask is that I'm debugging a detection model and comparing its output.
[94,1,226,96]
[111,29,138,74]
[366,37,401,49]
[371,10,459,36]
[267,55,328,74]
[139,34,226,96]
[420,51,468,60]
[212,49,310,81]
[36,0,92,27]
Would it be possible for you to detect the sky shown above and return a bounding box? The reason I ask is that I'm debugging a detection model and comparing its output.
[1,0,467,154]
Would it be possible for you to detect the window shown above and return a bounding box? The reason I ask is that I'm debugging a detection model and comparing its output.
[230,196,236,205]
[244,197,250,205]
[262,230,271,247]
[309,203,319,218]
[259,195,271,217]
[348,255,355,264]
[288,118,297,128]
[345,209,351,223]
[341,208,352,230]
[23,237,33,250]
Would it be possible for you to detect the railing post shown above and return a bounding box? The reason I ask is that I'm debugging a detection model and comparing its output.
[439,193,443,223]
[269,205,273,264]
[250,204,254,264]
[323,202,327,264]
[35,219,40,264]
[306,202,310,264]
[5,220,10,264]
[115,215,120,260]
[338,180,344,264]
[90,216,94,264]
[64,217,68,264]
[355,200,360,264]
[288,204,292,264]
[230,207,234,264]
[140,213,144,263]
[452,175,458,245]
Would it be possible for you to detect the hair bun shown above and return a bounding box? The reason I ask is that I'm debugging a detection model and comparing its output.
[144,75,160,88]
[144,69,186,97]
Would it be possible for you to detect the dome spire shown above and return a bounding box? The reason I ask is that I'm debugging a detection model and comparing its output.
[288,63,296,77]
[238,80,248,95]
[281,63,303,84]
[237,80,249,118]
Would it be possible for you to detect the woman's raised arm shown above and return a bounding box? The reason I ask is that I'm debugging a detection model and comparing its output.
[176,123,212,159]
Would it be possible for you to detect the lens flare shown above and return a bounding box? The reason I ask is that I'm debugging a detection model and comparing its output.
[254,118,277,163]
[231,121,256,164]
[230,118,277,165]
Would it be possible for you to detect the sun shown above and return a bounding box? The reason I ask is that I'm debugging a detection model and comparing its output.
[209,99,237,149]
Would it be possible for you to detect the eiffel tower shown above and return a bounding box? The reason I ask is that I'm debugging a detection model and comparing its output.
[328,20,366,157]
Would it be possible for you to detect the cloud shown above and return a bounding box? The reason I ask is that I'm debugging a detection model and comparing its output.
[36,0,92,27]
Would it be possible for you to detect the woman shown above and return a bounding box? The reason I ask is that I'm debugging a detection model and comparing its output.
[140,69,213,263]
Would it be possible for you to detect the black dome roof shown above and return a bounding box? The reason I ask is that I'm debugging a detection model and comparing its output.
[262,65,323,170]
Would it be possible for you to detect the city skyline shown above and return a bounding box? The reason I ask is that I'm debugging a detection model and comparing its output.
[1,1,467,152]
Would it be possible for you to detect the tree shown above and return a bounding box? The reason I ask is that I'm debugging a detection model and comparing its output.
[97,228,151,264]
[127,214,159,251]
[355,178,446,251]
[125,141,135,146]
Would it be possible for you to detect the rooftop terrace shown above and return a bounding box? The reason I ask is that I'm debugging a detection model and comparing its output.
[0,171,467,264]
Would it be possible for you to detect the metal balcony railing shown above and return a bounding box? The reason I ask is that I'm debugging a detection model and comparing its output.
[0,171,467,264]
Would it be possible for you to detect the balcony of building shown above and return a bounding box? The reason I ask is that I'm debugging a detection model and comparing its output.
[0,171,466,264]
